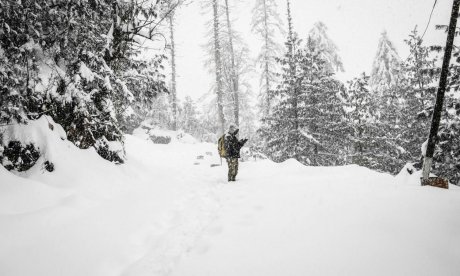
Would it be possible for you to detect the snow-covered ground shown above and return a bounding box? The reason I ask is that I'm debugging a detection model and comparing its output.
[1,123,460,276]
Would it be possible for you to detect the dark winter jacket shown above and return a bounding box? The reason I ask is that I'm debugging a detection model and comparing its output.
[224,130,248,158]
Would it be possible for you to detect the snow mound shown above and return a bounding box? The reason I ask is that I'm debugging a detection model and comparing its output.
[1,116,67,170]
[278,158,306,169]
[133,122,198,144]
[0,166,69,215]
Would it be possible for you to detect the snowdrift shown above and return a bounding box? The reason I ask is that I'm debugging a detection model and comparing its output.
[133,120,198,144]
[1,121,460,276]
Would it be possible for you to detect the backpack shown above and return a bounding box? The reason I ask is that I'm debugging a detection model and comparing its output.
[218,135,227,157]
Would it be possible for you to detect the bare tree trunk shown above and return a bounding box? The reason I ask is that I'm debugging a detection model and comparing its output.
[224,0,239,127]
[169,12,178,131]
[262,0,271,116]
[213,0,226,134]
[286,0,298,157]
[286,0,294,64]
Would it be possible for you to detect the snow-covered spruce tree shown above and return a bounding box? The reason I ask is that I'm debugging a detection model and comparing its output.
[117,56,168,134]
[399,27,438,167]
[0,0,125,165]
[0,1,45,125]
[297,36,348,166]
[261,31,347,165]
[367,31,408,173]
[251,0,284,117]
[48,0,168,163]
[308,21,344,74]
[374,86,413,173]
[260,32,302,162]
[370,31,403,93]
[345,73,383,169]
[178,96,202,138]
[259,0,296,162]
[261,1,347,165]
[367,29,438,174]
[149,93,174,129]
[0,0,170,169]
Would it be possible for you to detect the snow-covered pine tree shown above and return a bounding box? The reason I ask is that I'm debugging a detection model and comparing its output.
[262,31,346,165]
[367,31,409,173]
[345,73,382,169]
[178,96,202,138]
[399,27,438,167]
[285,0,295,82]
[117,56,168,133]
[370,31,403,93]
[363,83,416,174]
[150,93,174,130]
[260,32,303,162]
[260,0,298,161]
[0,0,125,163]
[251,0,284,117]
[367,29,439,174]
[297,36,348,166]
[0,0,170,169]
[308,21,344,74]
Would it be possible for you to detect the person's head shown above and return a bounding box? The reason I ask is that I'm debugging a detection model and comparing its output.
[228,124,238,134]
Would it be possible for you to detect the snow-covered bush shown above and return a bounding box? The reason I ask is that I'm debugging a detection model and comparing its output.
[0,116,64,172]
[1,141,40,172]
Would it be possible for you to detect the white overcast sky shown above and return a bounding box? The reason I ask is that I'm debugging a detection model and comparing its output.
[170,0,454,101]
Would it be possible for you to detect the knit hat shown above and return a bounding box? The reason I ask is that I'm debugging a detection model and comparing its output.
[228,124,237,134]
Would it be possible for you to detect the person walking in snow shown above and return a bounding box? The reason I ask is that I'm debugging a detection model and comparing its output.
[223,125,248,182]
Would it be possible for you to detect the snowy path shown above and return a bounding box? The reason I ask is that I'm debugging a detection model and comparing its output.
[172,162,460,275]
[1,135,460,275]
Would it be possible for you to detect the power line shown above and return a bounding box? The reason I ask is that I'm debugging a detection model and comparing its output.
[420,0,438,42]
[403,0,438,62]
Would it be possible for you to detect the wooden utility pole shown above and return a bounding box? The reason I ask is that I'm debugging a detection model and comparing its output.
[422,0,460,182]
